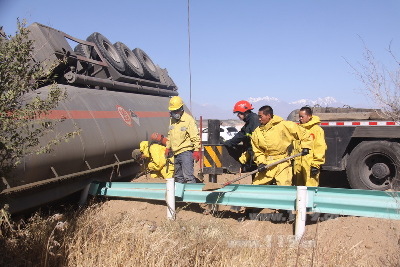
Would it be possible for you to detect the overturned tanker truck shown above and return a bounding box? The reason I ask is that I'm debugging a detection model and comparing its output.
[2,23,180,213]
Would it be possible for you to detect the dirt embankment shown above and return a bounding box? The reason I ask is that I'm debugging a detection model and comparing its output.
[110,169,400,266]
[98,197,400,266]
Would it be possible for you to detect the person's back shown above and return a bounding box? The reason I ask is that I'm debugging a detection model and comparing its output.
[139,140,174,179]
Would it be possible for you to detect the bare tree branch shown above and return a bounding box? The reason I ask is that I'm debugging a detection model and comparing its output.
[345,40,400,122]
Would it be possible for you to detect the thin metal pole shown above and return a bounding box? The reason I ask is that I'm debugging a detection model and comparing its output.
[187,0,192,111]
[199,116,203,171]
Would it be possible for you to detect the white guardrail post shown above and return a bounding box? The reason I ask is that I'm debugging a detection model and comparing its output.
[166,178,176,220]
[295,186,308,241]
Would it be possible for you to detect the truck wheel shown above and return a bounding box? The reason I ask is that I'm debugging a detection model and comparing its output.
[87,32,125,74]
[346,141,400,190]
[74,44,91,58]
[114,42,144,78]
[74,44,92,70]
[133,48,160,81]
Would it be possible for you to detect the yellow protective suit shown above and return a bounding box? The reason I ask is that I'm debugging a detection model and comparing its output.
[251,115,312,185]
[166,112,201,155]
[139,141,174,179]
[293,115,327,187]
[239,151,251,164]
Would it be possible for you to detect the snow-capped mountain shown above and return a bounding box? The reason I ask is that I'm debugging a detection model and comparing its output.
[192,96,348,120]
[248,96,344,118]
[248,96,280,103]
[288,97,338,107]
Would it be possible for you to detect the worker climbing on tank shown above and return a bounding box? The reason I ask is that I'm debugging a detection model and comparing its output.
[224,100,260,172]
[131,132,174,179]
[251,105,312,185]
[293,106,327,187]
[165,96,201,183]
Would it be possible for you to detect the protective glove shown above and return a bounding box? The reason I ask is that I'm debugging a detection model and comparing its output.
[165,148,173,158]
[301,148,310,156]
[310,166,320,176]
[131,149,142,161]
[258,163,267,172]
[192,150,202,162]
[223,140,232,147]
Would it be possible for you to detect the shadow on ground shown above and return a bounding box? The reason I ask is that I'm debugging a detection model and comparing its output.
[319,170,350,189]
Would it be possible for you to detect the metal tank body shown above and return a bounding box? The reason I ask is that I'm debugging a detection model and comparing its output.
[6,85,175,213]
[12,85,171,186]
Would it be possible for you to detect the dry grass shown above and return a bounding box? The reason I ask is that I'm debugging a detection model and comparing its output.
[0,202,398,267]
[0,210,69,266]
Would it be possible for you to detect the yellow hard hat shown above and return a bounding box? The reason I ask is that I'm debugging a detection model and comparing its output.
[168,96,184,111]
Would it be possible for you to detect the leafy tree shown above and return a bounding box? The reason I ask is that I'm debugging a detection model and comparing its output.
[0,20,78,191]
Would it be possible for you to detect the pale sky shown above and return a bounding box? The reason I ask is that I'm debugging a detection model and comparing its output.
[1,0,399,118]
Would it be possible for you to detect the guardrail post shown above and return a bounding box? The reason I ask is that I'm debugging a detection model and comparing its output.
[166,178,176,220]
[295,186,308,241]
[79,184,91,206]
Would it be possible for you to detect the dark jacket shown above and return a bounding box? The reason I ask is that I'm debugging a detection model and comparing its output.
[225,111,260,150]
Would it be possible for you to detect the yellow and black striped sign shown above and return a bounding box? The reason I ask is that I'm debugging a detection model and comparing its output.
[203,145,223,168]
[201,144,241,174]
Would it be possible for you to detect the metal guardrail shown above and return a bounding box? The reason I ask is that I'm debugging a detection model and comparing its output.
[88,182,400,220]
[310,187,400,219]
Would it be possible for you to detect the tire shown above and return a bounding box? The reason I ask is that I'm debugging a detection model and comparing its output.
[133,48,160,81]
[114,42,144,78]
[74,43,91,58]
[74,44,92,70]
[346,141,400,190]
[86,32,125,74]
[157,67,177,88]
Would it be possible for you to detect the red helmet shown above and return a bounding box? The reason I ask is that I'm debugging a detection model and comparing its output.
[233,100,253,113]
[150,132,168,146]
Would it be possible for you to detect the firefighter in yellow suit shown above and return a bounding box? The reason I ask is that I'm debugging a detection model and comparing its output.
[165,96,201,183]
[251,105,312,185]
[139,140,174,179]
[293,106,327,187]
